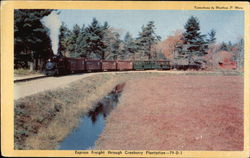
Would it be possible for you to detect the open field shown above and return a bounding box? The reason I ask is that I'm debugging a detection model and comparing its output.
[14,71,243,150]
[95,75,243,150]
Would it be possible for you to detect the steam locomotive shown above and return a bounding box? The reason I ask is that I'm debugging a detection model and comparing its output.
[45,54,202,76]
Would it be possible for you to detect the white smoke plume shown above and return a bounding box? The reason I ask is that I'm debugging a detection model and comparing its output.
[41,11,62,55]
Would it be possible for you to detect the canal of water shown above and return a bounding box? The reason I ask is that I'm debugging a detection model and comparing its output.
[58,83,125,150]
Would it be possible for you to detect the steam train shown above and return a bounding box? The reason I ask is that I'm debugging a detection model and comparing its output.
[44,54,201,76]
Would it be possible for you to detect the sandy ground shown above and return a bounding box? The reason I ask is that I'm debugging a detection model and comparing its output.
[95,75,243,150]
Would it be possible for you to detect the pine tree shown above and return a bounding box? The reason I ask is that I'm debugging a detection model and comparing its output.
[220,42,229,51]
[84,18,109,59]
[182,16,208,65]
[123,32,137,59]
[104,31,122,60]
[67,24,82,57]
[58,22,71,56]
[136,21,161,60]
[77,24,88,58]
[207,29,216,44]
[14,9,54,69]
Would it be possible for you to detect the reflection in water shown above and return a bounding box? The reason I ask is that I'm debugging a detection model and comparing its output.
[58,83,124,150]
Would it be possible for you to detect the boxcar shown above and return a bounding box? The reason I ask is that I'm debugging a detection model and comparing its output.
[157,61,171,70]
[85,59,102,71]
[101,60,117,71]
[151,61,161,69]
[143,61,152,69]
[133,61,145,70]
[67,58,85,72]
[117,61,133,71]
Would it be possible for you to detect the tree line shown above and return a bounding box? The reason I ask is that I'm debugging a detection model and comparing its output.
[58,18,161,61]
[14,10,244,71]
[157,16,243,70]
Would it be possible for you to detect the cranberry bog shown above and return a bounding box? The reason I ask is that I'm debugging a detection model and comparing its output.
[14,71,243,150]
[95,74,243,151]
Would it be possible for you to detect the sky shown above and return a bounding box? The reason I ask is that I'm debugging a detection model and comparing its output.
[59,10,244,43]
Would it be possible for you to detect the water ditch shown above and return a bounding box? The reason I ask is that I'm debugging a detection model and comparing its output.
[58,83,125,150]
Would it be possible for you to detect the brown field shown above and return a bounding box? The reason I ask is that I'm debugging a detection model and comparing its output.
[95,75,243,150]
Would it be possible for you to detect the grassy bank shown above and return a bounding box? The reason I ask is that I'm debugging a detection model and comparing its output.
[14,71,242,150]
[14,68,42,76]
[14,73,125,149]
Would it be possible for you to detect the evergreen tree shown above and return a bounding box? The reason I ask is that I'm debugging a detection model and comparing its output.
[227,41,233,51]
[67,24,82,57]
[58,22,71,56]
[112,33,122,60]
[136,21,161,60]
[104,31,122,60]
[84,18,109,59]
[123,32,137,59]
[220,42,229,51]
[207,29,216,44]
[124,32,133,44]
[182,16,208,65]
[14,9,54,69]
[77,24,88,58]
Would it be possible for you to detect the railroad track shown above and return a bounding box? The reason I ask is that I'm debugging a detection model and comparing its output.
[14,75,48,83]
[14,70,237,83]
[14,70,155,83]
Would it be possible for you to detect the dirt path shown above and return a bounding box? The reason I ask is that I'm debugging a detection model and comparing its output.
[14,73,97,100]
[95,75,243,150]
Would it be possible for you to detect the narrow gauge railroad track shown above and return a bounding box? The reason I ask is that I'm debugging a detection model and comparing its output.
[14,72,94,100]
[14,75,48,83]
[14,69,159,84]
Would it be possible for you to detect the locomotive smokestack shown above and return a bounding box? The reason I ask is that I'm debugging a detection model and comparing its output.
[41,11,62,55]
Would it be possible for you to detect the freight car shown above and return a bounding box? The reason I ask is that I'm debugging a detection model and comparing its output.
[45,55,136,76]
[45,55,201,76]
